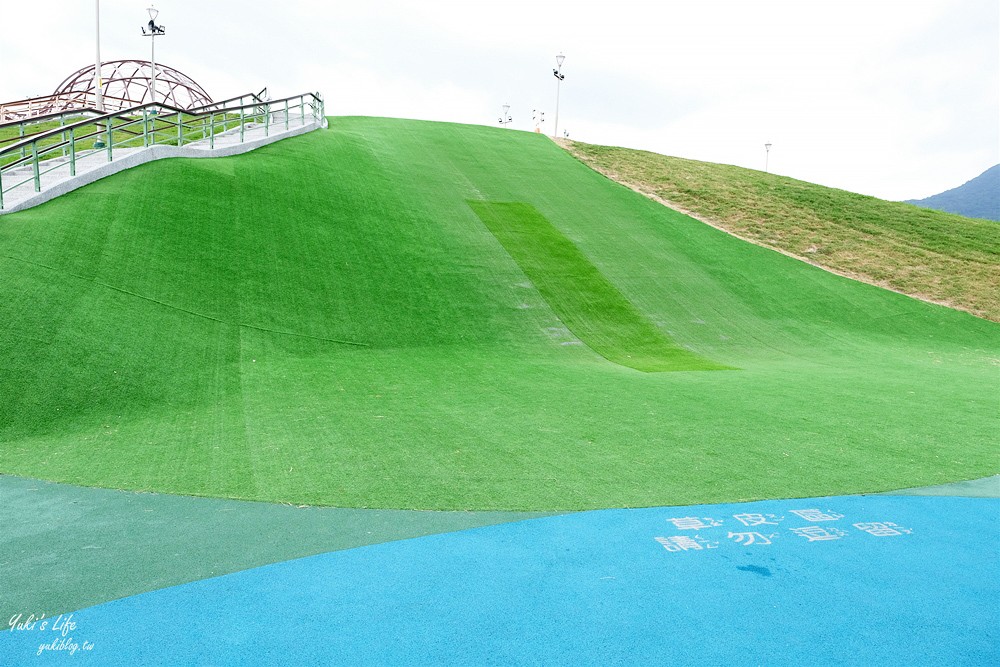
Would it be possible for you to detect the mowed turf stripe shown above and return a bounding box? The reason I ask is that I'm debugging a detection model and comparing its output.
[469,201,730,372]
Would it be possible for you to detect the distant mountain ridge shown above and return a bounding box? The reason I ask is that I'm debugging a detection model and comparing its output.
[906,164,999,221]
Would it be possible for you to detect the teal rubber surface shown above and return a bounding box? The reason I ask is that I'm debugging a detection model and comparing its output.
[1,494,996,666]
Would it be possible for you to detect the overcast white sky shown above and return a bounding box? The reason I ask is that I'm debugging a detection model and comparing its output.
[1,0,996,200]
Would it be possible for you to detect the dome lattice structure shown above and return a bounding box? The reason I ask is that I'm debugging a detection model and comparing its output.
[52,59,213,112]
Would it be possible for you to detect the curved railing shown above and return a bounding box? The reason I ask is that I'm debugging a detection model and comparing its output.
[0,90,271,154]
[0,91,325,210]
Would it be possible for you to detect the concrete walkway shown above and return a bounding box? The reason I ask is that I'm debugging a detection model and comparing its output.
[0,117,325,215]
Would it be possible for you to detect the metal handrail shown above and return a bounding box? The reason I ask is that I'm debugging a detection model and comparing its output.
[187,91,268,114]
[0,90,270,146]
[0,91,325,210]
[0,108,100,133]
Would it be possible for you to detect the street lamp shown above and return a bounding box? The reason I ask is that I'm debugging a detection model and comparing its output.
[141,5,166,106]
[498,103,512,128]
[764,143,772,173]
[532,109,545,133]
[552,52,565,138]
[94,0,104,111]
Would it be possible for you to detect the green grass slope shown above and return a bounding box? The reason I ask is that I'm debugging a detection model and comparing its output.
[0,117,997,510]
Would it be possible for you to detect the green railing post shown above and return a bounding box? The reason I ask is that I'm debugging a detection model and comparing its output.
[285,99,289,130]
[19,124,26,159]
[60,116,67,158]
[265,105,270,137]
[31,143,41,192]
[210,113,215,149]
[300,97,305,125]
[143,112,150,147]
[105,118,113,162]
[69,127,76,177]
[177,113,183,146]
[240,107,245,143]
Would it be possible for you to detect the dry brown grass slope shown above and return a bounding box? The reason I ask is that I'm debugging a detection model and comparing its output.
[561,139,1000,322]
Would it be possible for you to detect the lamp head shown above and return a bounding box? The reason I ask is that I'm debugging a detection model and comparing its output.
[555,53,565,68]
[147,6,158,21]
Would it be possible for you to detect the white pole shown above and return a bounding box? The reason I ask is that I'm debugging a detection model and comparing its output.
[95,0,104,111]
[150,34,156,105]
[554,78,561,138]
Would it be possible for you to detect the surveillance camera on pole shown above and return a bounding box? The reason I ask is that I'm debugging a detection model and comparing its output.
[498,103,512,128]
[532,109,545,133]
[141,6,166,106]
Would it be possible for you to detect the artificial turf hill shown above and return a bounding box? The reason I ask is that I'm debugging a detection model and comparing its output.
[0,117,996,511]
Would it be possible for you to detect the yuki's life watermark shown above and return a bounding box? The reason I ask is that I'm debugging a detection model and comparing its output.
[8,613,95,657]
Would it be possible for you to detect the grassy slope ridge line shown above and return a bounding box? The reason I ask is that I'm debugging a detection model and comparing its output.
[468,200,730,372]
[561,140,1000,322]
[0,117,996,511]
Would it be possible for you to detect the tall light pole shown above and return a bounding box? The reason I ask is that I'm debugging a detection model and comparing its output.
[552,52,565,138]
[142,6,166,105]
[94,0,104,111]
[764,142,772,173]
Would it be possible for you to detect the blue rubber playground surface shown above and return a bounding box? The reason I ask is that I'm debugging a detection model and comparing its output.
[2,493,997,666]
